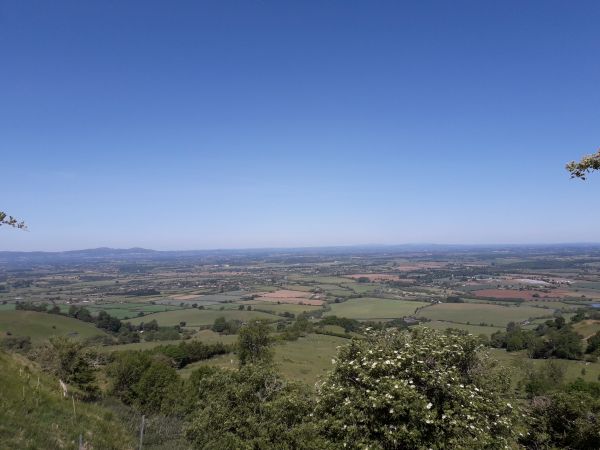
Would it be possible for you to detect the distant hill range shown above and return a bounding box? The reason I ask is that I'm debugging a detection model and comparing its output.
[1,243,600,266]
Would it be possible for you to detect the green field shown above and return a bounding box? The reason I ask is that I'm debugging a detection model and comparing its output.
[289,275,355,284]
[55,302,185,319]
[340,283,379,294]
[324,298,429,320]
[126,308,279,327]
[248,303,323,315]
[572,281,600,290]
[523,300,579,310]
[93,303,183,319]
[418,321,504,336]
[416,303,552,327]
[0,311,108,342]
[180,333,349,384]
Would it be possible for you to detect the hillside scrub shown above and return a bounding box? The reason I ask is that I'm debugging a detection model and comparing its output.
[0,350,134,449]
[6,323,600,449]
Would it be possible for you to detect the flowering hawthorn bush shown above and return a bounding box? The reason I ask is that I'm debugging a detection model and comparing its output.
[315,327,522,449]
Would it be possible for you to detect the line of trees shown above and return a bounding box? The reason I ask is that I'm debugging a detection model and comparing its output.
[491,317,585,360]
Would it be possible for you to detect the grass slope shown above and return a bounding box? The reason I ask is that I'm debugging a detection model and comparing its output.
[0,311,108,342]
[573,320,600,340]
[0,351,134,450]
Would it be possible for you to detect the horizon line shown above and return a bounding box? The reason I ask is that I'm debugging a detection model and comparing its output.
[3,241,600,254]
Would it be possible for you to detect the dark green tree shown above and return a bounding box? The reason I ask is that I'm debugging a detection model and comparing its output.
[524,390,600,449]
[238,320,273,366]
[212,316,227,333]
[184,365,325,449]
[133,360,179,413]
[107,351,153,404]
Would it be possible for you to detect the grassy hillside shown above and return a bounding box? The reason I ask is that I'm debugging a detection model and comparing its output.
[0,351,135,450]
[0,311,108,342]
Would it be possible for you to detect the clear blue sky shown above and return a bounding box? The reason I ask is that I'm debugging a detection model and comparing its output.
[1,0,599,251]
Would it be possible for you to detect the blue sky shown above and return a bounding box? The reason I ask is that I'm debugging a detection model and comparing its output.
[1,0,599,251]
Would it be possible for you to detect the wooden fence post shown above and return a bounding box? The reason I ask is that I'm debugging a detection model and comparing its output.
[139,414,145,450]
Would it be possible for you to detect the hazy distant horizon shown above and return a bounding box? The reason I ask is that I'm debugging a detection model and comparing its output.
[4,241,600,254]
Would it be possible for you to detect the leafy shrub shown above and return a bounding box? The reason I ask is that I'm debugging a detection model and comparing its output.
[315,328,522,449]
[1,335,32,352]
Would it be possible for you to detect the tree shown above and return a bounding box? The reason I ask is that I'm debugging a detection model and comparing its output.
[521,359,567,397]
[96,310,122,332]
[108,351,153,404]
[212,316,227,333]
[29,337,99,399]
[524,391,600,449]
[142,319,159,332]
[238,320,272,366]
[184,365,324,449]
[133,360,179,414]
[315,328,522,449]
[0,211,26,229]
[530,328,584,360]
[567,149,600,179]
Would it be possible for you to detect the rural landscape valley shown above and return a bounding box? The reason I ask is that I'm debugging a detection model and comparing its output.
[3,1,600,448]
[2,245,600,448]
